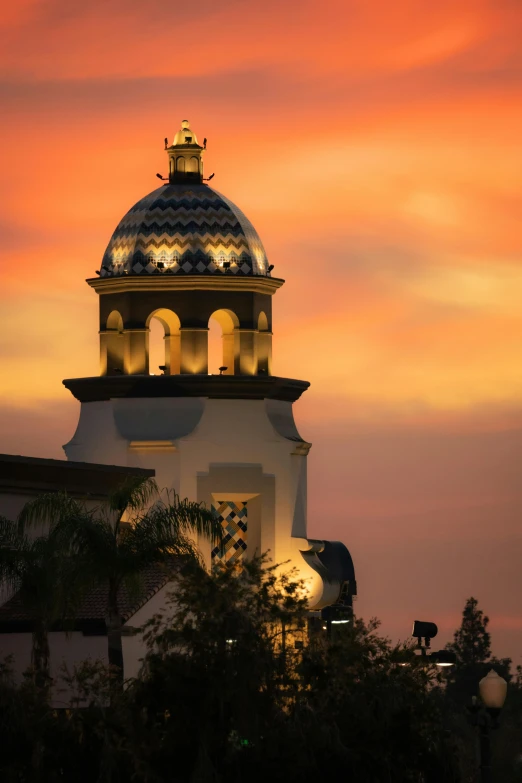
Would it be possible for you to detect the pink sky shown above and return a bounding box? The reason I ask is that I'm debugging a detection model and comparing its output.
[1,0,521,660]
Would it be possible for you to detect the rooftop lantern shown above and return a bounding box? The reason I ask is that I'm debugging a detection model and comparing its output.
[166,119,204,184]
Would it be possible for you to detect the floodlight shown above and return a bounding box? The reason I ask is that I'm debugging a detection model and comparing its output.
[412,621,438,640]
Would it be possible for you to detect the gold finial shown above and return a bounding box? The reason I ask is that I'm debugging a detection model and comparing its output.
[173,120,199,147]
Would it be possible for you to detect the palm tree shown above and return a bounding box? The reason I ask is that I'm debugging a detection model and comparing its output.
[24,477,222,684]
[0,494,89,686]
[9,478,221,686]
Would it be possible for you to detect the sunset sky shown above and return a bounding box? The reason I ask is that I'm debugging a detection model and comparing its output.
[1,0,522,660]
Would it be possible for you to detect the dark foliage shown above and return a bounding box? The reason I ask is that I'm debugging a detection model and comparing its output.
[0,557,462,782]
[445,596,522,783]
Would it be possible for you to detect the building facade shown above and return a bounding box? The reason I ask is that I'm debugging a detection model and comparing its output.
[63,120,356,612]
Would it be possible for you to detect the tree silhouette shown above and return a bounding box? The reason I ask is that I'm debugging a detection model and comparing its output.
[447,596,491,667]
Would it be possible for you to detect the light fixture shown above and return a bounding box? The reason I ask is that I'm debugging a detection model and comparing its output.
[95,270,101,275]
[429,649,456,667]
[466,669,509,778]
[479,670,508,711]
[412,621,438,640]
[321,604,352,624]
[411,620,439,659]
[219,366,228,375]
[268,264,274,272]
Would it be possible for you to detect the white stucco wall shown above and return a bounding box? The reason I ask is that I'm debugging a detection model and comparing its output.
[122,582,175,680]
[63,397,322,593]
[0,632,107,705]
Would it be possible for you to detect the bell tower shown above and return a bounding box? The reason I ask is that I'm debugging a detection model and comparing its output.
[63,121,356,610]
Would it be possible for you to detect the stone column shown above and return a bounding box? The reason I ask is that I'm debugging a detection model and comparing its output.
[100,330,125,376]
[123,328,149,375]
[256,331,272,375]
[180,328,208,374]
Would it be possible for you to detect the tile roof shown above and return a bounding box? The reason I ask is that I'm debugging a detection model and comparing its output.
[0,561,178,632]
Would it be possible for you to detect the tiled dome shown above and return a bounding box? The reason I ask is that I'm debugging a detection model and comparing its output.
[100,183,269,277]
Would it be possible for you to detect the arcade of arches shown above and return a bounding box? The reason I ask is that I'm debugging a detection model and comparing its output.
[100,307,272,377]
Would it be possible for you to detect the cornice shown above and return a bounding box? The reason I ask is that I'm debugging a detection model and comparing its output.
[63,374,309,403]
[86,276,285,296]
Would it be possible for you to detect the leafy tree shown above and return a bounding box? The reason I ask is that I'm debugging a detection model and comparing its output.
[123,556,460,783]
[447,597,491,667]
[443,597,521,782]
[445,597,511,709]
[0,556,463,782]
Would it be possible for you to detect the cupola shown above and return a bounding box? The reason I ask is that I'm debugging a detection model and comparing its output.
[86,121,282,379]
[166,119,204,184]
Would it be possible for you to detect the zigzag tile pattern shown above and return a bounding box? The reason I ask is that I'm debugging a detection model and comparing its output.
[101,184,268,277]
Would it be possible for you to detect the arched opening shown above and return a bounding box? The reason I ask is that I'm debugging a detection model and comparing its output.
[146,308,181,375]
[187,156,199,173]
[103,310,124,376]
[257,311,271,375]
[258,312,268,332]
[208,309,239,375]
[169,158,174,174]
[176,157,185,173]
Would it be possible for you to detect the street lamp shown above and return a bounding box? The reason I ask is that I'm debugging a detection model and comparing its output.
[469,669,508,783]
[479,669,508,712]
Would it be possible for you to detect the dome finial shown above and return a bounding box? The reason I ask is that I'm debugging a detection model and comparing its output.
[166,120,204,184]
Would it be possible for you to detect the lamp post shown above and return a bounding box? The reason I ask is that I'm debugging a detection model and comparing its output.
[468,669,508,783]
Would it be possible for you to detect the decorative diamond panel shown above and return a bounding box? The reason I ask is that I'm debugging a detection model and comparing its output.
[211,500,248,564]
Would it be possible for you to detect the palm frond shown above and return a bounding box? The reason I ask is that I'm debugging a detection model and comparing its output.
[108,477,159,516]
[18,492,86,536]
[0,516,90,626]
[68,514,120,579]
[146,493,222,545]
[0,516,30,590]
[0,516,27,548]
